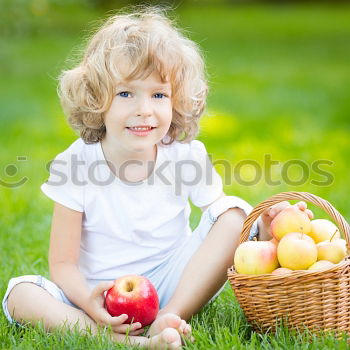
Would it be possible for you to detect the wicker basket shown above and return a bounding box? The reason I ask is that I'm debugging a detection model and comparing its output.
[227,191,350,335]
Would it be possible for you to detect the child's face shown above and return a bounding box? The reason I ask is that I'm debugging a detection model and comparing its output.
[103,70,172,155]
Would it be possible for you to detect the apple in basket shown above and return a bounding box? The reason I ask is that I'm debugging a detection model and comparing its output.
[308,260,335,271]
[314,226,347,264]
[271,267,293,275]
[277,232,318,270]
[308,219,340,243]
[333,238,348,256]
[234,240,279,275]
[105,275,159,327]
[271,206,311,241]
[317,240,347,264]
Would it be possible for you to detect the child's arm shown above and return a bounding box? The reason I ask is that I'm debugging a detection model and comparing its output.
[48,202,90,309]
[49,203,143,335]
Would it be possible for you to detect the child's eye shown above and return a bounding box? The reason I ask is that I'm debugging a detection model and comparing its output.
[153,93,167,99]
[117,91,131,98]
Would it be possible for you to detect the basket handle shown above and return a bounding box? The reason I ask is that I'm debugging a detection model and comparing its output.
[240,191,350,245]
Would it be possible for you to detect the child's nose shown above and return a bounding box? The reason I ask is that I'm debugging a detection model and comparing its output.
[136,97,152,117]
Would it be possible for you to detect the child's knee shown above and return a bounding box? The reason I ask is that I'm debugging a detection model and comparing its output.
[7,282,35,316]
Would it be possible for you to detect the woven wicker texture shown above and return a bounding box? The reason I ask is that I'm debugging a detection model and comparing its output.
[227,191,350,335]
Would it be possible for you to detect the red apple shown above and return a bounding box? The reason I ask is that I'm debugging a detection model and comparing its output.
[105,275,159,326]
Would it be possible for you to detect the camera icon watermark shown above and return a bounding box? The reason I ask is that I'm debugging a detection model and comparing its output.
[0,156,28,188]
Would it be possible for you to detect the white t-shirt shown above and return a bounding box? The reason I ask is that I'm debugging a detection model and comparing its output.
[41,138,225,282]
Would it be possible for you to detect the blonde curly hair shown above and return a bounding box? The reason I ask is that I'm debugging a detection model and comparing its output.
[58,5,209,145]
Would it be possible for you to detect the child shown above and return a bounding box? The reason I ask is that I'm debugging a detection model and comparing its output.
[2,6,313,349]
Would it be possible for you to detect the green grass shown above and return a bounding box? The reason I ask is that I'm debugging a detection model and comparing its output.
[1,1,350,348]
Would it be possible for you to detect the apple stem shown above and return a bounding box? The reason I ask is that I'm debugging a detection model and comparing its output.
[330,229,339,242]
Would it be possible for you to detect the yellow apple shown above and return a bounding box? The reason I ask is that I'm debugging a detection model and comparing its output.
[308,260,334,271]
[271,267,293,275]
[308,219,340,243]
[271,206,311,241]
[277,232,317,270]
[316,241,346,264]
[333,238,348,256]
[234,241,279,275]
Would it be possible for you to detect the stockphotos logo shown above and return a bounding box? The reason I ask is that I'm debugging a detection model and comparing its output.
[1,154,334,191]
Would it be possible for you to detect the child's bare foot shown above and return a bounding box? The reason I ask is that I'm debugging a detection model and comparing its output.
[148,328,182,349]
[147,313,193,343]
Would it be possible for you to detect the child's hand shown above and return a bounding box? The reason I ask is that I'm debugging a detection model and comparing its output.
[259,201,314,239]
[85,281,145,336]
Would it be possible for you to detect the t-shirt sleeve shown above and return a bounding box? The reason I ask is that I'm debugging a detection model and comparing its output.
[187,140,223,207]
[41,150,84,212]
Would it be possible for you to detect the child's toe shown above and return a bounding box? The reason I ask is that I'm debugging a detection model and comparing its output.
[162,328,182,347]
[184,323,192,335]
[179,319,186,332]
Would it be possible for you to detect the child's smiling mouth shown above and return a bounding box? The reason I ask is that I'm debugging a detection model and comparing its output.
[126,126,156,136]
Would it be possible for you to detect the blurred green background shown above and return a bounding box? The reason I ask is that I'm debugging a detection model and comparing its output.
[0,0,350,345]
